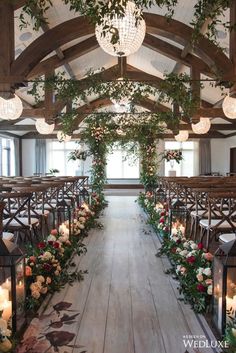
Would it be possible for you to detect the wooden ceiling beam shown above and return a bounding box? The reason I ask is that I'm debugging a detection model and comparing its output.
[143,33,213,77]
[11,14,232,80]
[28,36,99,79]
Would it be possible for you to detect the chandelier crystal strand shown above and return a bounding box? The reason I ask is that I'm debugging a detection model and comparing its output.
[191,118,211,134]
[95,1,146,57]
[222,95,236,119]
[35,119,55,134]
[57,131,72,142]
[0,95,23,120]
[175,130,189,142]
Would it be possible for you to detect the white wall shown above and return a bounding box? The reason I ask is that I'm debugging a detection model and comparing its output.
[211,136,236,175]
[22,139,35,176]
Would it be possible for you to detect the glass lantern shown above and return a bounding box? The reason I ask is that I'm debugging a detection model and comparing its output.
[213,240,236,335]
[154,187,166,207]
[169,199,187,237]
[57,198,75,238]
[0,237,26,336]
[76,187,90,206]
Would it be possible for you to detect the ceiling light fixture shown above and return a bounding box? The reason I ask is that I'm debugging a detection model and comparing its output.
[95,1,146,57]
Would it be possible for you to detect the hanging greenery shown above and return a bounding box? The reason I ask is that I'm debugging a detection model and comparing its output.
[19,0,235,47]
[28,69,200,135]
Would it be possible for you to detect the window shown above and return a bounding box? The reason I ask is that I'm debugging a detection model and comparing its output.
[0,137,15,176]
[164,141,199,177]
[106,145,140,179]
[47,140,82,176]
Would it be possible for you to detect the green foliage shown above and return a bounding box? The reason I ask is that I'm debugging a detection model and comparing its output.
[19,0,234,47]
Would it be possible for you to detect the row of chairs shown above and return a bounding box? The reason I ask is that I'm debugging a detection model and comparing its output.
[0,175,89,245]
[160,176,236,251]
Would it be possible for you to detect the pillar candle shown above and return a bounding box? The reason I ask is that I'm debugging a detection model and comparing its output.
[0,301,12,322]
[2,279,11,292]
[16,281,24,302]
[0,286,9,303]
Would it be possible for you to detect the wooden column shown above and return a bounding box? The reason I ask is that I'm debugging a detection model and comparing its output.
[0,0,15,96]
[190,67,201,123]
[230,1,236,93]
[44,70,55,123]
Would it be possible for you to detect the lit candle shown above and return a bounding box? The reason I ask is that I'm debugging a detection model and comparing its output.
[2,279,11,292]
[179,224,185,235]
[16,281,24,302]
[0,286,9,303]
[226,296,234,312]
[0,300,12,322]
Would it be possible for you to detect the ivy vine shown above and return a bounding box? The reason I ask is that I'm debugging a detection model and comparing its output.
[19,0,235,47]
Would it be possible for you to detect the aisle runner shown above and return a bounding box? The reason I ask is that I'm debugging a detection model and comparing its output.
[17,301,86,353]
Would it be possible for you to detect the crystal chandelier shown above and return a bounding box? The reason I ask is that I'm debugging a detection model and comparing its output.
[95,1,146,57]
[0,94,23,120]
[222,95,236,119]
[57,131,71,142]
[35,119,55,134]
[175,130,189,142]
[191,118,211,134]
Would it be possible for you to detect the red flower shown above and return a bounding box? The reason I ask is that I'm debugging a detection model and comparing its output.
[159,217,165,224]
[37,242,46,249]
[176,239,181,244]
[160,211,165,216]
[198,243,204,250]
[186,256,196,264]
[197,283,206,292]
[48,241,54,246]
[43,263,52,272]
[53,242,60,249]
[51,229,58,236]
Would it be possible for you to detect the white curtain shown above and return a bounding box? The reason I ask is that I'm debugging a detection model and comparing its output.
[35,139,46,175]
[14,137,20,176]
[199,139,211,175]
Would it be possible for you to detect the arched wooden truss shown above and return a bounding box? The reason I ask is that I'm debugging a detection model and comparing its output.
[1,1,236,139]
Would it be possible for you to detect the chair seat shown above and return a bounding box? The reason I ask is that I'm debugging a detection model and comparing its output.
[219,233,236,243]
[2,232,14,241]
[19,210,50,217]
[191,210,207,217]
[200,219,236,229]
[3,217,39,228]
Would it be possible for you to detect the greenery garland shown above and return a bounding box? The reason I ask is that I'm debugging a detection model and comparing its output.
[19,0,235,47]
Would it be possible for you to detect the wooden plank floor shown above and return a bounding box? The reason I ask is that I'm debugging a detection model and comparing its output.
[18,196,216,353]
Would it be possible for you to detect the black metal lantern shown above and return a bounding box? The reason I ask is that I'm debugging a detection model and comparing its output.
[154,187,166,206]
[76,187,90,206]
[57,198,75,238]
[0,238,26,336]
[213,240,236,335]
[169,199,188,237]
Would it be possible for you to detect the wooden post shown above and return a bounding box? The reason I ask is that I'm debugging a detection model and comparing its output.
[191,67,201,123]
[230,1,236,94]
[0,0,15,96]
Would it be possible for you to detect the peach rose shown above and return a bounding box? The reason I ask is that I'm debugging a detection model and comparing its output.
[197,273,204,282]
[203,252,213,261]
[25,266,32,277]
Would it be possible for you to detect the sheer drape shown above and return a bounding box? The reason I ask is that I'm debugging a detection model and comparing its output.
[35,139,46,175]
[14,137,20,176]
[199,139,211,175]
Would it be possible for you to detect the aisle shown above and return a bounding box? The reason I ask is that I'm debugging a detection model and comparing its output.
[18,196,215,353]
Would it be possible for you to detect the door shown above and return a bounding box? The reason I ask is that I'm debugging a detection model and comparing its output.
[230,147,236,173]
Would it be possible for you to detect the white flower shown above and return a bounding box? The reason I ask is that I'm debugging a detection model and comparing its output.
[207,285,212,295]
[41,251,53,261]
[190,243,198,250]
[58,236,68,243]
[79,217,86,223]
[197,267,204,274]
[186,250,197,257]
[47,235,56,242]
[203,268,211,277]
[183,242,189,249]
[176,248,182,253]
[179,250,188,257]
[176,265,181,273]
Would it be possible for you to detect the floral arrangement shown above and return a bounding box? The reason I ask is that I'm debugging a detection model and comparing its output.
[0,318,12,352]
[68,149,88,161]
[138,192,213,313]
[140,141,159,190]
[163,150,183,164]
[158,232,213,313]
[25,202,99,310]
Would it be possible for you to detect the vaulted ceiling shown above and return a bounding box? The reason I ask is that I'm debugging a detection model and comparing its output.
[1,0,236,139]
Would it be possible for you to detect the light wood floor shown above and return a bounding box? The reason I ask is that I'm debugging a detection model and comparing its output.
[18,196,216,353]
